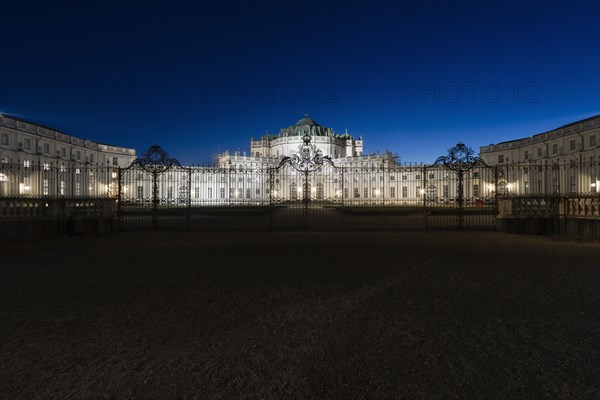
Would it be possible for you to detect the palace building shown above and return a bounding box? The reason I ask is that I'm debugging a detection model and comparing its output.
[216,115,397,169]
[0,114,136,196]
[2,113,597,203]
[479,114,600,194]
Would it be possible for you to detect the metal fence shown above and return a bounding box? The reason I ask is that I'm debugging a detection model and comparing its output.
[1,144,598,233]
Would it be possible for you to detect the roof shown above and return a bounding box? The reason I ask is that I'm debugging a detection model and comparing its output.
[293,116,320,127]
[492,114,600,146]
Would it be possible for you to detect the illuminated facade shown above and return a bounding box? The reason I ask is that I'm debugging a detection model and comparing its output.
[479,115,600,194]
[0,114,136,196]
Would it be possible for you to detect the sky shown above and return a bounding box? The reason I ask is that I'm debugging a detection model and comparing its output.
[0,0,599,165]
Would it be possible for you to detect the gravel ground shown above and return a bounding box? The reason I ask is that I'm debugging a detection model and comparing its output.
[1,231,599,399]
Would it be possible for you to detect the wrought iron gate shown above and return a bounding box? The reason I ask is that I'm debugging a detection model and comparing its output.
[117,143,498,231]
[268,133,344,230]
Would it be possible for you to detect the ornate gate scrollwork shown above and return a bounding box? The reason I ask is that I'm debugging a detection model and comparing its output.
[435,142,495,228]
[276,133,337,204]
[120,145,183,229]
[129,145,182,174]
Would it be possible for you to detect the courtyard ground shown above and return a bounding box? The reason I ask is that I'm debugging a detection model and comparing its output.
[1,231,599,399]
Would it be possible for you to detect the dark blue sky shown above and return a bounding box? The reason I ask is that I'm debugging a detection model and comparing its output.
[1,0,599,164]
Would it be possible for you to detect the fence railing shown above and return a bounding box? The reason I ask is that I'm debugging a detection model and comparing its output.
[1,160,598,235]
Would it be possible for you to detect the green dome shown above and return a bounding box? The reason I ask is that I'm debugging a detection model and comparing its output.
[279,115,333,138]
[293,117,319,126]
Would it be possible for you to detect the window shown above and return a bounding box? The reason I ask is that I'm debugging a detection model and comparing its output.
[353,188,359,198]
[229,188,235,198]
[552,144,558,154]
[344,188,349,198]
[219,188,225,199]
[472,172,479,178]
[428,173,435,179]
[137,186,144,198]
[524,150,529,160]
[24,138,31,150]
[498,155,504,163]
[112,157,118,166]
[473,184,480,197]
[194,187,199,199]
[591,135,597,147]
[75,168,80,174]
[0,133,8,145]
[570,140,576,151]
[61,147,66,157]
[208,188,213,199]
[415,175,421,180]
[364,187,368,198]
[167,187,173,198]
[246,188,251,199]
[76,150,81,160]
[537,148,542,157]
[60,180,65,195]
[43,179,49,195]
[43,162,49,170]
[389,175,395,181]
[402,175,407,181]
[256,188,260,196]
[402,186,407,198]
[44,143,50,153]
[443,185,449,198]
[23,160,30,168]
[1,156,8,164]
[89,154,94,163]
[75,182,81,196]
[22,177,30,193]
[416,186,421,198]
[390,186,396,198]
